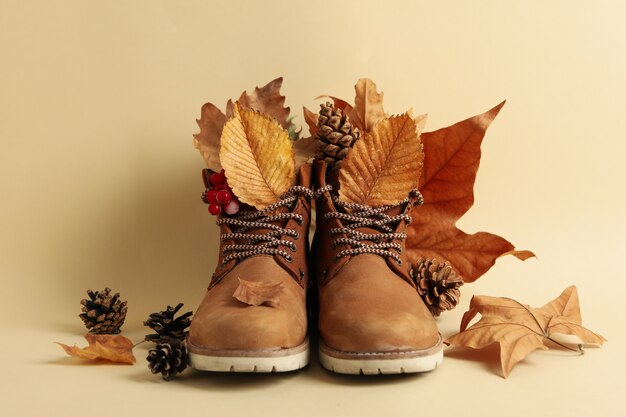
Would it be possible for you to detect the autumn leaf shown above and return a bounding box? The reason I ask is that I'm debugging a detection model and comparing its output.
[406,102,534,282]
[226,77,291,130]
[445,286,606,378]
[193,102,227,172]
[220,103,296,209]
[194,77,310,172]
[56,334,136,364]
[339,113,426,207]
[348,78,386,132]
[232,278,284,307]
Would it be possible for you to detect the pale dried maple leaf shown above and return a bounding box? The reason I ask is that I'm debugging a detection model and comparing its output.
[445,286,606,378]
[406,101,534,282]
[339,113,426,207]
[193,102,227,172]
[226,77,291,130]
[220,103,296,209]
[56,334,136,364]
[348,78,386,132]
[232,278,284,307]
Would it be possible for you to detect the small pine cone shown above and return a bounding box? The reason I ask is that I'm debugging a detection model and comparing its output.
[316,102,360,168]
[79,288,127,334]
[414,258,464,317]
[147,340,188,380]
[144,303,193,344]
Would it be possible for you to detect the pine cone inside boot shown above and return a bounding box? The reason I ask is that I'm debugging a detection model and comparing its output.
[147,340,188,380]
[316,102,360,168]
[79,288,127,334]
[144,303,193,344]
[414,258,464,317]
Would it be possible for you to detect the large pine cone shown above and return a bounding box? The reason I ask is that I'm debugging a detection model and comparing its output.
[414,258,464,317]
[79,288,127,334]
[316,102,360,168]
[144,303,193,344]
[147,340,188,380]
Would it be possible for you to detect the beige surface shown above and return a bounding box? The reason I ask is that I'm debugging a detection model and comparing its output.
[1,1,625,416]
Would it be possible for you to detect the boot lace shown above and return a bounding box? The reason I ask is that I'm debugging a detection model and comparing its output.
[317,185,423,265]
[216,186,314,265]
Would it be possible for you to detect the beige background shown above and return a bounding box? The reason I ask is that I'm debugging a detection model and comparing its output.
[1,1,625,416]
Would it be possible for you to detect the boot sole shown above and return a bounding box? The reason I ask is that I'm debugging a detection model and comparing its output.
[318,334,443,375]
[186,338,310,373]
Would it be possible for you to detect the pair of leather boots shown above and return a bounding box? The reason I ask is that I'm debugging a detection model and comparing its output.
[186,161,443,375]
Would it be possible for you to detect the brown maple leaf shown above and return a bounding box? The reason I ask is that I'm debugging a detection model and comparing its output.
[56,334,136,364]
[406,102,534,282]
[445,286,606,378]
[232,278,284,307]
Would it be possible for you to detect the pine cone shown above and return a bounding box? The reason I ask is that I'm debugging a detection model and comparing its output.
[147,340,188,380]
[79,288,127,334]
[316,102,360,168]
[144,303,193,344]
[414,258,464,317]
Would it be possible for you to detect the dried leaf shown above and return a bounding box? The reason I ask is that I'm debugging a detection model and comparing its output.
[56,334,136,364]
[406,102,535,281]
[293,136,318,168]
[232,278,284,307]
[302,106,319,138]
[193,102,227,172]
[232,77,291,130]
[220,103,296,209]
[445,286,606,378]
[348,78,386,132]
[339,113,426,207]
[194,77,296,171]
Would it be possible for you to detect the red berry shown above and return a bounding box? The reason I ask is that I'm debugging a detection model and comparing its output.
[224,199,240,215]
[206,189,218,204]
[210,172,225,186]
[208,204,221,215]
[216,190,232,205]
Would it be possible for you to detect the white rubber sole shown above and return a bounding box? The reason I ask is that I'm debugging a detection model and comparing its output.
[318,335,444,375]
[187,338,310,373]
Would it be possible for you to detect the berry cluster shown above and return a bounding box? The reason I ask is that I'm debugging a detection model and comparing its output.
[202,169,240,216]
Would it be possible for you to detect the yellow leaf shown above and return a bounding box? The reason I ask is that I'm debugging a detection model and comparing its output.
[338,113,426,207]
[56,334,136,364]
[220,103,296,209]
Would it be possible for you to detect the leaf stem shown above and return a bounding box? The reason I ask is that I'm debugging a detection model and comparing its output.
[546,336,584,354]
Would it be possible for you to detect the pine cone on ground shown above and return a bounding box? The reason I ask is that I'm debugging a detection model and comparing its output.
[147,340,188,380]
[316,102,360,168]
[79,288,127,334]
[144,303,193,344]
[414,258,464,317]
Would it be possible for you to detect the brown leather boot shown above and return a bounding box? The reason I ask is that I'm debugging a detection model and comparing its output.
[187,164,314,372]
[312,161,443,374]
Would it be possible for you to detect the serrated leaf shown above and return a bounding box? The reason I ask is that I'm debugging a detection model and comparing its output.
[56,334,136,364]
[232,278,284,307]
[348,78,386,132]
[446,286,606,378]
[339,113,426,207]
[227,77,291,130]
[220,103,296,209]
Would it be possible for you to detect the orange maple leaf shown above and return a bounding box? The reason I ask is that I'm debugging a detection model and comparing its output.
[56,334,136,364]
[445,286,606,377]
[406,102,534,282]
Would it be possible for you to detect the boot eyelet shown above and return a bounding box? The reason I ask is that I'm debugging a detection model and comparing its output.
[285,255,293,263]
[395,259,403,266]
[293,231,300,240]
